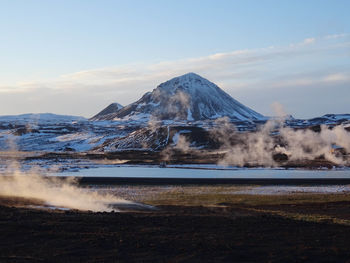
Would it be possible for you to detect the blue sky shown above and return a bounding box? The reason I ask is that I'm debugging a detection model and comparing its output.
[0,0,349,118]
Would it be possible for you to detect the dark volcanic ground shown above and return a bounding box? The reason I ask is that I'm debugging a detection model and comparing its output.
[1,199,350,262]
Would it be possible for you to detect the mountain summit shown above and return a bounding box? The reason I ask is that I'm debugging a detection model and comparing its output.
[92,73,264,122]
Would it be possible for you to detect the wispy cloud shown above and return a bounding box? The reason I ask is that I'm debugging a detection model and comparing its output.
[325,33,348,40]
[303,37,316,44]
[323,73,350,82]
[0,34,349,118]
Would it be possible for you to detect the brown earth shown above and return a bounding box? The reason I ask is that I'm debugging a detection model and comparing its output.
[1,196,350,262]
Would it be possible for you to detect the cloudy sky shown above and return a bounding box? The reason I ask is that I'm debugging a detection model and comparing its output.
[1,0,349,118]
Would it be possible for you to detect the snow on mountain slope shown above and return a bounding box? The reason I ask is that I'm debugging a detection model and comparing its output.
[97,126,170,151]
[93,125,215,152]
[93,73,265,122]
[303,114,350,126]
[322,114,350,121]
[0,113,130,152]
[90,102,123,120]
[0,113,86,124]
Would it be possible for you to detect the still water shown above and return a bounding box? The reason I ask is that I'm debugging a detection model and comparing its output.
[55,166,350,179]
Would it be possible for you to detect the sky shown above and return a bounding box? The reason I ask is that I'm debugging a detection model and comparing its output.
[0,0,349,118]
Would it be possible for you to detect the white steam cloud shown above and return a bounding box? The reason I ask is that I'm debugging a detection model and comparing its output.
[213,118,350,167]
[0,161,129,212]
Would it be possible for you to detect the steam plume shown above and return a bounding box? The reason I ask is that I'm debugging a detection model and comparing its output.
[0,161,129,212]
[212,115,350,167]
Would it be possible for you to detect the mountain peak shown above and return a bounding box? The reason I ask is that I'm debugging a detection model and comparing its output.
[157,72,212,93]
[92,73,265,122]
[175,72,205,80]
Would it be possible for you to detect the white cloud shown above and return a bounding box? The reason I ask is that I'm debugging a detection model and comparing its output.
[323,73,350,82]
[325,33,348,40]
[303,37,316,45]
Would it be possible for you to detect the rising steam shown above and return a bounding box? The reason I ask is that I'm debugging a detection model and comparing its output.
[212,112,350,167]
[0,161,129,212]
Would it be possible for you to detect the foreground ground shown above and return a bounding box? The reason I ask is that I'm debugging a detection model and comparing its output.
[1,187,350,262]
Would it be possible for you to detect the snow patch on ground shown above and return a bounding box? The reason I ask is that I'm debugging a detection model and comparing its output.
[187,108,194,121]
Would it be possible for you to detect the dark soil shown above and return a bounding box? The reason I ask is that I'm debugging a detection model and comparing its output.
[255,201,350,220]
[24,150,345,169]
[1,199,350,262]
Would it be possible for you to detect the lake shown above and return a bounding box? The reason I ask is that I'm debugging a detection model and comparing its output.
[55,165,350,180]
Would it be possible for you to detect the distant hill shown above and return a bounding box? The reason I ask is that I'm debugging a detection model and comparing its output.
[0,113,86,123]
[90,103,123,120]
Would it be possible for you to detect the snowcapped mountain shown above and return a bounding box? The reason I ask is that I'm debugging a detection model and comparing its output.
[90,102,123,120]
[92,73,265,122]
